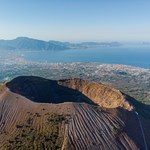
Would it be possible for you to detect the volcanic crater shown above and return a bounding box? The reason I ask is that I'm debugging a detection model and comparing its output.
[0,76,150,150]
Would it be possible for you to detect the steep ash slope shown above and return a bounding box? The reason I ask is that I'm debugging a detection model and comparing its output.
[0,76,150,150]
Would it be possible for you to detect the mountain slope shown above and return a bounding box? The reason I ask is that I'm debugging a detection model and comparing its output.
[0,37,70,51]
[0,76,150,150]
[0,37,122,51]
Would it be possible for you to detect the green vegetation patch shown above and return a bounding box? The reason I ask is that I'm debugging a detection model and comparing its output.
[4,113,71,150]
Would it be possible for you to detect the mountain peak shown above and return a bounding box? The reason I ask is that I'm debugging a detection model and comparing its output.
[0,76,150,149]
[6,76,133,110]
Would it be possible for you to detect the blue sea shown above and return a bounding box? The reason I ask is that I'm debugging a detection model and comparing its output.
[1,46,150,69]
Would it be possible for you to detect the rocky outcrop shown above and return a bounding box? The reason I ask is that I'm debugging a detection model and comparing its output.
[58,79,133,110]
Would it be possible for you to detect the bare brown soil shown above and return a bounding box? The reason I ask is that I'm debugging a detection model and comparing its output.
[0,76,149,150]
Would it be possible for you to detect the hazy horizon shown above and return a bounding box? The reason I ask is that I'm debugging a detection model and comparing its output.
[0,36,150,44]
[0,0,150,42]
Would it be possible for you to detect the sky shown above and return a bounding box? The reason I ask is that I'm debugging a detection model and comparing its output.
[0,0,150,42]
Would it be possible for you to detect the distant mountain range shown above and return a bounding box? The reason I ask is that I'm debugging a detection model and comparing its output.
[0,37,122,51]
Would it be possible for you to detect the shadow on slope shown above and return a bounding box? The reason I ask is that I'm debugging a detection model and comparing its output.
[5,76,150,118]
[6,76,96,105]
[124,94,150,119]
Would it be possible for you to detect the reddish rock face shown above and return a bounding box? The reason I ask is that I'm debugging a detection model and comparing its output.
[0,76,150,149]
[6,76,133,110]
[58,78,134,110]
